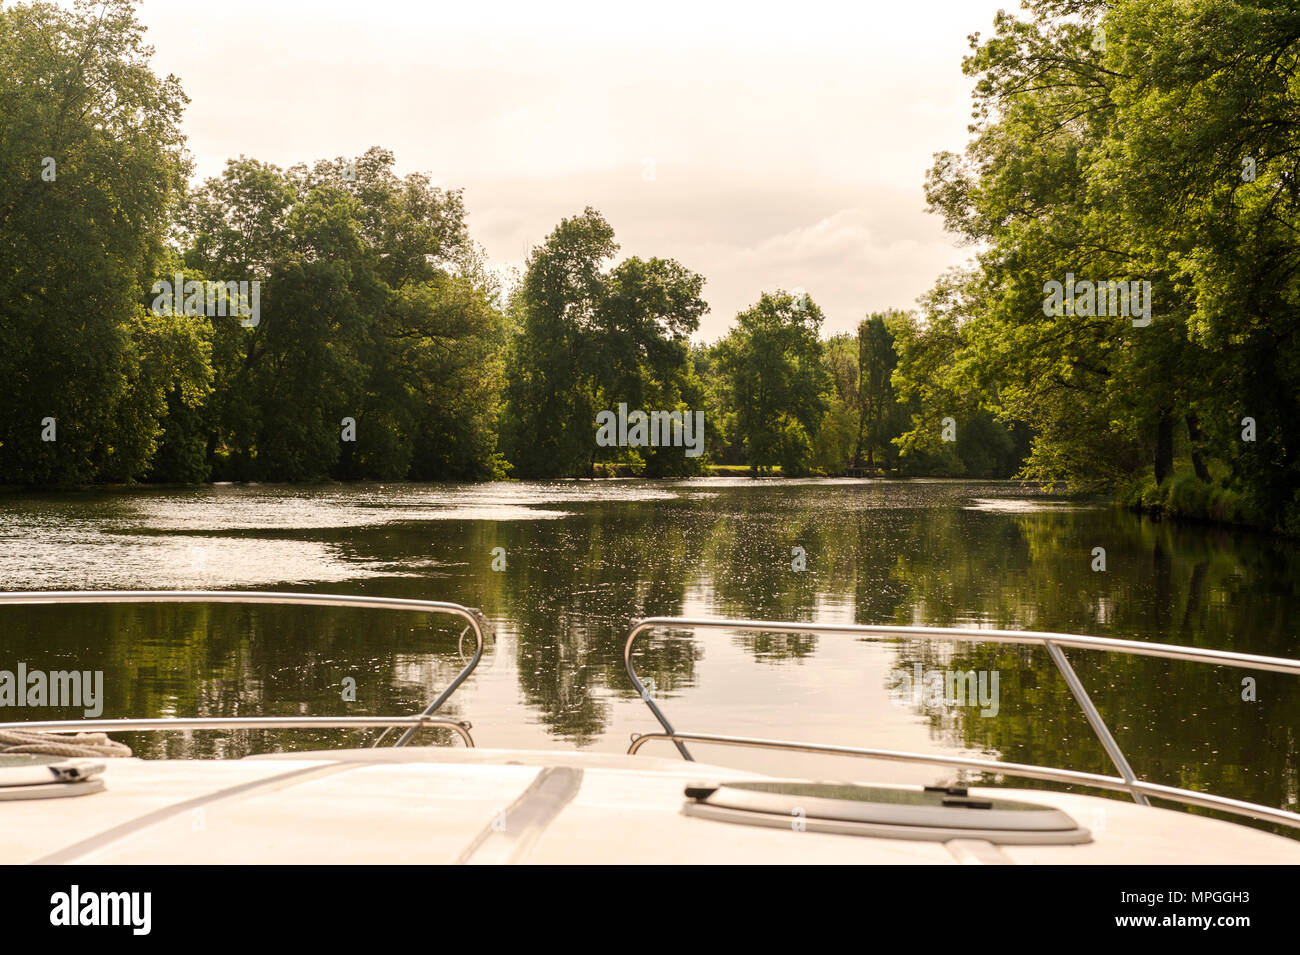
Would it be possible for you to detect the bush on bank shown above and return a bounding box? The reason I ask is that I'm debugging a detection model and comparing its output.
[1118,474,1276,532]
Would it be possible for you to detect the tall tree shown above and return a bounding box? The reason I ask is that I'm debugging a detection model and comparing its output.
[856,312,904,468]
[918,0,1226,494]
[812,332,858,474]
[502,208,706,477]
[180,148,505,481]
[1106,0,1300,528]
[0,0,200,483]
[715,291,830,475]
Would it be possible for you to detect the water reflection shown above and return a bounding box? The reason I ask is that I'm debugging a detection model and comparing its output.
[0,480,1296,824]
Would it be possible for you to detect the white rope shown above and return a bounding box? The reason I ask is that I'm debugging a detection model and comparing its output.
[0,729,132,758]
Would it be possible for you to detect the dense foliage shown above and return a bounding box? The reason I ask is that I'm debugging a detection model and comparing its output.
[3,0,1297,532]
[500,208,707,478]
[915,0,1300,532]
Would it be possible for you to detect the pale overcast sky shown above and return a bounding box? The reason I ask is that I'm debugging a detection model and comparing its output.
[123,0,1011,340]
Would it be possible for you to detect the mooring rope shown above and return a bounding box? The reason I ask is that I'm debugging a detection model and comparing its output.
[0,729,132,758]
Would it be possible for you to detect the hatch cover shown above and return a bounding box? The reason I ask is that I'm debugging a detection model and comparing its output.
[683,781,1091,845]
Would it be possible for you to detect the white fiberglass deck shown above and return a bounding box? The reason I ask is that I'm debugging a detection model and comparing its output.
[6,747,1300,865]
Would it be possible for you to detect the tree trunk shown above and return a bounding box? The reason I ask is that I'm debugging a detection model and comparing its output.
[1186,414,1211,482]
[1155,411,1175,485]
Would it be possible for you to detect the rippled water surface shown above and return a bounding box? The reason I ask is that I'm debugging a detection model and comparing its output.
[1,479,1297,823]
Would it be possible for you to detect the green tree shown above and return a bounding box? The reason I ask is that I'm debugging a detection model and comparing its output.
[917,1,1233,494]
[180,148,504,481]
[1104,0,1300,529]
[692,341,743,466]
[812,333,858,474]
[0,0,198,484]
[502,209,618,478]
[890,280,1029,479]
[502,208,706,477]
[856,312,907,469]
[715,291,830,474]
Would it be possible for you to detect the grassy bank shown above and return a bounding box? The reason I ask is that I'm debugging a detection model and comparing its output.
[1117,474,1276,533]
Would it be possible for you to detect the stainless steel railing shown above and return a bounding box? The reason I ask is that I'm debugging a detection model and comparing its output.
[0,591,486,748]
[623,616,1300,830]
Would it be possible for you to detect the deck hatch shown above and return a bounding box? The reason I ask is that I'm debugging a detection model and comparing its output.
[683,781,1092,845]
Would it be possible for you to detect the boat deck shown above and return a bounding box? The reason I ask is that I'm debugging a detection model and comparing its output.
[7,747,1300,865]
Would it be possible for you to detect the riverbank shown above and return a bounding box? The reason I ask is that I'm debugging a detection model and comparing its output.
[1116,474,1296,535]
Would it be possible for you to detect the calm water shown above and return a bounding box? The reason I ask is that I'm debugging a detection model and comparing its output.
[1,479,1297,825]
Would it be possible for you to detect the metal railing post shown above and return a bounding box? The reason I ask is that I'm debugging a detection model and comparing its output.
[624,620,694,760]
[1043,641,1148,806]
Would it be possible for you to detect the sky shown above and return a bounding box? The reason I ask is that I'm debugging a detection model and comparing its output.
[123,0,1013,341]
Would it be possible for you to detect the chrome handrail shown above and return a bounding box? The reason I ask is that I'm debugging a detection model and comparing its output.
[2,716,474,746]
[623,616,1300,829]
[0,590,487,749]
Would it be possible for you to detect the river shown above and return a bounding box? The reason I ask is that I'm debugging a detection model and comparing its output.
[1,478,1296,824]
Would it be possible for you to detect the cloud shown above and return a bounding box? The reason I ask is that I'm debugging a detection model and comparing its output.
[460,176,970,340]
[679,207,969,340]
[127,0,1003,339]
